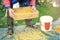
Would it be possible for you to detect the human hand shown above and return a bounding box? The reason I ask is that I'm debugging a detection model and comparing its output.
[8,8,15,18]
[31,6,36,11]
[31,6,38,13]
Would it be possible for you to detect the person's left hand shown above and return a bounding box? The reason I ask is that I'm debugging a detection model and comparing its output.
[31,6,36,11]
[31,6,38,13]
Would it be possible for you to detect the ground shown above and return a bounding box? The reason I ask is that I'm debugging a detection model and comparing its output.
[0,18,60,40]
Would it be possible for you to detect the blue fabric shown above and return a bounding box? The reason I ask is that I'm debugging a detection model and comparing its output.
[12,0,30,6]
[23,0,30,6]
[6,0,30,8]
[12,0,18,4]
[6,6,11,8]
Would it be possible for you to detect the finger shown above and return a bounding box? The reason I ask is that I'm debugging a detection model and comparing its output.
[9,11,14,18]
[9,12,14,18]
[11,10,15,14]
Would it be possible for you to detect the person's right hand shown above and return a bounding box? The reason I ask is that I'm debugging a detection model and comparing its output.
[8,8,15,18]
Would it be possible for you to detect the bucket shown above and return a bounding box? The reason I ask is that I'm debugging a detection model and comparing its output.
[40,16,53,31]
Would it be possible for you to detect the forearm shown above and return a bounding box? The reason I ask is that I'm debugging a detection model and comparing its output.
[3,0,11,8]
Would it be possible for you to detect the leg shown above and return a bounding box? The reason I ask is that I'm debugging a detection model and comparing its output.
[7,11,14,35]
[25,19,33,26]
[25,19,38,29]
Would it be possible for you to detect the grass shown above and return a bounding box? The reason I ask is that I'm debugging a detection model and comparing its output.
[0,3,60,28]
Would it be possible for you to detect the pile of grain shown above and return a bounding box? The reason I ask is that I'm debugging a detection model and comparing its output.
[53,25,60,32]
[13,7,33,14]
[14,28,49,40]
[13,6,39,20]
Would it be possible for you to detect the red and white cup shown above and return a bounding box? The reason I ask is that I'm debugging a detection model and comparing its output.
[40,16,53,31]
